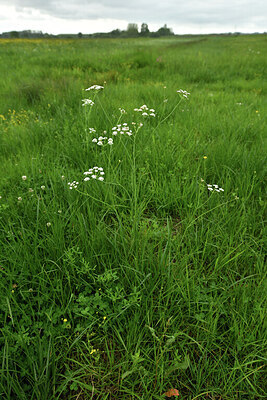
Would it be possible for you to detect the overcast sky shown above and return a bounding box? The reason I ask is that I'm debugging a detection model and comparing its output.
[0,0,266,34]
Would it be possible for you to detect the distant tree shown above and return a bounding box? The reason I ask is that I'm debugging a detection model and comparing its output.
[140,23,149,36]
[110,29,121,37]
[157,24,174,36]
[78,32,83,38]
[127,23,138,36]
[10,31,19,38]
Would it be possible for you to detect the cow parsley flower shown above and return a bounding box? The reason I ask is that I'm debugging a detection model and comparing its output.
[112,123,132,136]
[134,105,156,117]
[83,167,105,181]
[207,183,224,192]
[85,85,104,91]
[177,89,190,99]
[68,181,79,189]
[82,99,94,107]
[92,135,113,146]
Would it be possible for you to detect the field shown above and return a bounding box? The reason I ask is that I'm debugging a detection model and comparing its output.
[0,35,266,399]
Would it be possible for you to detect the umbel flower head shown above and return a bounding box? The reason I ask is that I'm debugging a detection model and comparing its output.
[92,134,113,146]
[85,85,104,91]
[84,167,105,182]
[134,105,156,117]
[207,183,224,192]
[177,89,190,99]
[68,181,79,189]
[112,123,133,136]
[82,99,94,107]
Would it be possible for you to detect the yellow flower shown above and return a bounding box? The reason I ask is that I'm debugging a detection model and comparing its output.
[203,156,207,159]
[63,318,67,323]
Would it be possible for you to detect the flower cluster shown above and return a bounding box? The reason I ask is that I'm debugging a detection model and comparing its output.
[177,89,190,98]
[207,184,224,192]
[84,167,105,181]
[88,127,96,134]
[92,134,113,146]
[68,181,79,189]
[112,123,133,136]
[85,85,104,91]
[134,105,156,117]
[119,107,126,114]
[82,99,94,107]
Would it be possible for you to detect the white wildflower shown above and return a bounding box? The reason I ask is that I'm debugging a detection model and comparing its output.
[18,197,22,201]
[112,123,132,137]
[135,105,156,117]
[85,85,104,91]
[206,183,224,193]
[41,185,45,190]
[177,89,190,99]
[82,99,94,107]
[46,222,51,227]
[22,175,27,181]
[83,167,105,182]
[68,181,79,190]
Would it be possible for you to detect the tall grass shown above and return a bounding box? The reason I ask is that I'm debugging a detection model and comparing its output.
[0,35,266,399]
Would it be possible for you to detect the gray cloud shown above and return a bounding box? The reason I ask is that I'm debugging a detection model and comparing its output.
[1,0,266,31]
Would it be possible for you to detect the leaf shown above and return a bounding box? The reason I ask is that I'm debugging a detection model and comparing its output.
[164,388,179,397]
[174,354,190,370]
[121,369,135,380]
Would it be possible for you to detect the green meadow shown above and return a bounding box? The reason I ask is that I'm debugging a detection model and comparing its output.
[0,35,266,399]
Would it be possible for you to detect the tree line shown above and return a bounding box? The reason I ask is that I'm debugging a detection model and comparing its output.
[0,24,174,39]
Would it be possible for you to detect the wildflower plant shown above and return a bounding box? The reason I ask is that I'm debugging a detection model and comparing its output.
[82,83,104,146]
